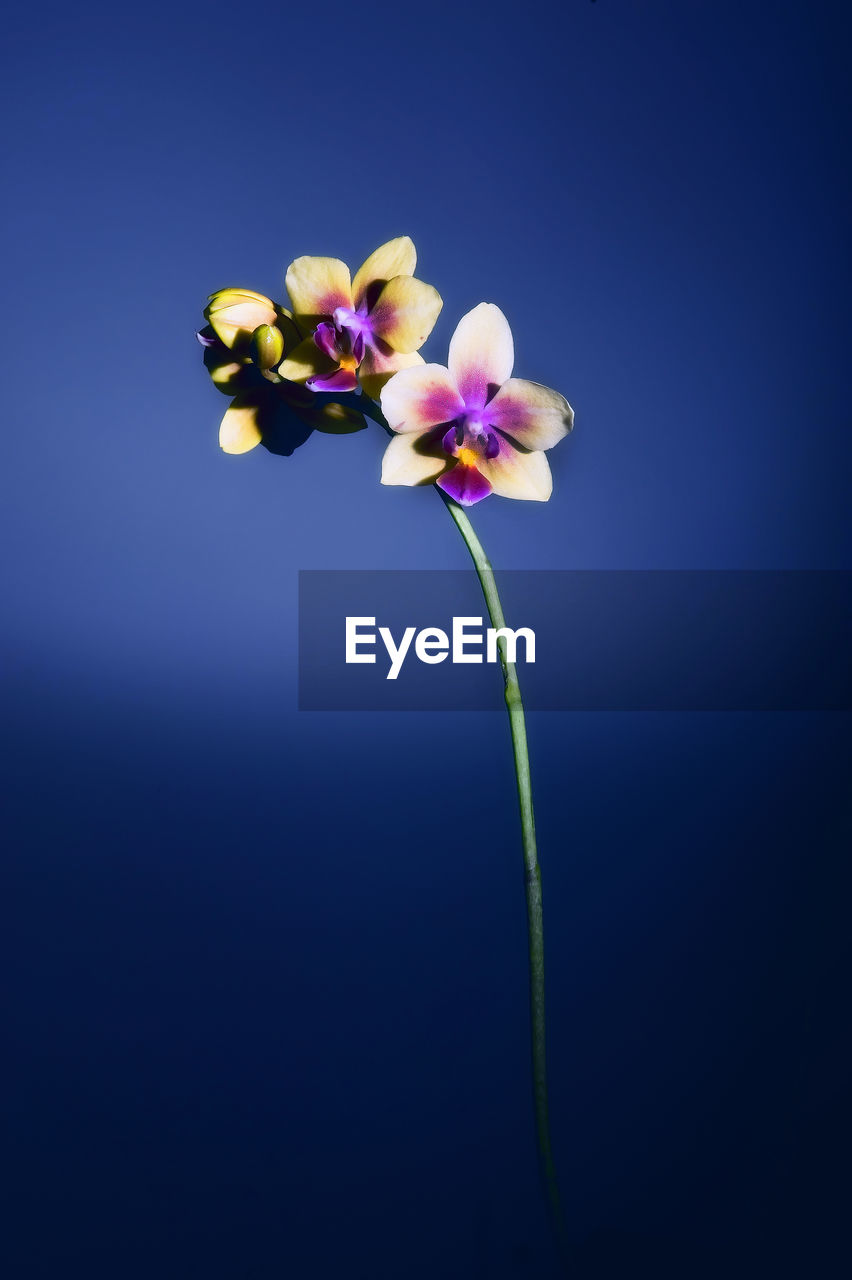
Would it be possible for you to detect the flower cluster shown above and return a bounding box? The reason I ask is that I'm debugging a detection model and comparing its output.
[199,237,573,505]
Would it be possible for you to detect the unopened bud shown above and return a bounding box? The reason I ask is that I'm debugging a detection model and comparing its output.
[204,288,277,349]
[250,323,285,370]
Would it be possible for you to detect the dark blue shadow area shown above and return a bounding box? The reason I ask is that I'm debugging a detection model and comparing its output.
[2,677,848,1277]
[1,0,850,1275]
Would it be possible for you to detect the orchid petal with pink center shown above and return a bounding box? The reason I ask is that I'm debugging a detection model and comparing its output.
[285,256,353,327]
[380,363,466,434]
[485,378,574,451]
[369,276,443,353]
[447,303,514,409]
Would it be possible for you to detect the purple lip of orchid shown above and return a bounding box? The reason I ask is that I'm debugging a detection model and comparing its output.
[440,408,502,463]
[313,305,374,366]
[307,304,376,393]
[332,306,374,363]
[308,366,360,394]
[437,461,493,504]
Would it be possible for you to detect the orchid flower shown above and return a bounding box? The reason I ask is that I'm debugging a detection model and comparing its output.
[199,288,365,453]
[278,237,443,399]
[379,303,573,506]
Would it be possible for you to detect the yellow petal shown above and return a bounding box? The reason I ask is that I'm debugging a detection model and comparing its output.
[358,345,424,400]
[219,395,264,454]
[369,276,443,353]
[352,236,417,308]
[477,446,552,501]
[448,303,514,408]
[209,359,251,393]
[284,256,352,324]
[381,430,450,488]
[278,337,336,383]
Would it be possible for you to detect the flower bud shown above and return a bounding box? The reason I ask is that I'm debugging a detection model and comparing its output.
[204,288,277,349]
[250,323,285,370]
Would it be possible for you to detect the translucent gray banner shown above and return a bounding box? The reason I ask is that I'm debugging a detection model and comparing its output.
[298,571,851,711]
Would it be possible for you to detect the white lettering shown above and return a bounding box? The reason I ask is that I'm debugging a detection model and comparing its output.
[345,617,535,678]
[486,627,536,664]
[379,626,416,680]
[346,617,376,663]
[415,628,449,664]
[453,616,484,663]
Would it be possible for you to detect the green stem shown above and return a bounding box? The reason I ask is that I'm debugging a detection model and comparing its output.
[437,493,567,1266]
[356,391,567,1264]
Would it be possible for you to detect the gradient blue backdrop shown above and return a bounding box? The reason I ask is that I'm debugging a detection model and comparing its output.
[1,2,849,1276]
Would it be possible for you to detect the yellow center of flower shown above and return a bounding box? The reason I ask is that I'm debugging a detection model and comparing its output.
[339,354,358,373]
[457,447,478,467]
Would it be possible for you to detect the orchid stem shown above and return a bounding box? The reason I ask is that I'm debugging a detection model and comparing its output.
[436,493,568,1269]
[357,390,567,1266]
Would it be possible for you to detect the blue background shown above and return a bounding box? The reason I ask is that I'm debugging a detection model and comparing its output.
[1,1,849,1275]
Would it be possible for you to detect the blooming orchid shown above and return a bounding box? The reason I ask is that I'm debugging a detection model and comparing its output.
[379,303,573,505]
[279,237,443,398]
